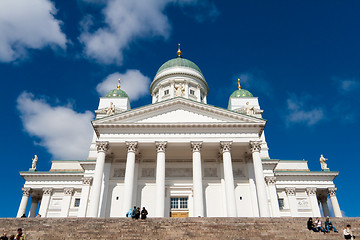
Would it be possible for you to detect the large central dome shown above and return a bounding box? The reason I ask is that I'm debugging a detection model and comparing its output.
[156,57,203,76]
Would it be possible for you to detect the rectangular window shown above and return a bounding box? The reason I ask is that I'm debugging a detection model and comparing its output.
[278,198,284,210]
[190,89,195,95]
[164,89,169,95]
[74,198,81,207]
[171,197,188,209]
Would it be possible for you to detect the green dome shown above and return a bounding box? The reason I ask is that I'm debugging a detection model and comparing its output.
[230,89,253,98]
[156,57,203,76]
[105,89,128,98]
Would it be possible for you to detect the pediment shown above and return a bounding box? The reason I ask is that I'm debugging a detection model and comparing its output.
[93,98,266,125]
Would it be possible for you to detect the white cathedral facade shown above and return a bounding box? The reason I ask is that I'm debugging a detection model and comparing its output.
[17,47,342,218]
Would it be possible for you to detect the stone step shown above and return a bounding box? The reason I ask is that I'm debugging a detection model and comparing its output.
[0,218,358,240]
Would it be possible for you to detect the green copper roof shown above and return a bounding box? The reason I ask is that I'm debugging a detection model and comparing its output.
[230,89,253,98]
[105,89,128,98]
[156,57,203,75]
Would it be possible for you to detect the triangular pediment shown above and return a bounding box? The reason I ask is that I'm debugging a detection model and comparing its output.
[93,98,266,125]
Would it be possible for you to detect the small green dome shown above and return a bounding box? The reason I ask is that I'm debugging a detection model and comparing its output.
[105,89,128,98]
[156,57,203,76]
[230,89,253,98]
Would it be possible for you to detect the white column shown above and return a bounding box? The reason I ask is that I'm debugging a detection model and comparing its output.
[328,187,342,217]
[306,188,321,217]
[191,141,204,217]
[155,141,167,217]
[78,177,92,217]
[319,195,330,217]
[247,162,260,217]
[285,187,297,216]
[170,81,175,98]
[17,188,31,218]
[265,177,280,217]
[38,188,53,217]
[60,188,74,217]
[88,141,109,217]
[184,81,189,98]
[196,85,201,102]
[28,196,40,218]
[122,141,138,215]
[249,140,270,217]
[220,141,237,217]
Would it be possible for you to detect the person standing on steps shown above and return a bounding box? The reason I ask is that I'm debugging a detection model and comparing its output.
[0,232,8,240]
[126,208,132,218]
[344,224,356,239]
[141,207,148,219]
[135,207,141,219]
[131,206,137,219]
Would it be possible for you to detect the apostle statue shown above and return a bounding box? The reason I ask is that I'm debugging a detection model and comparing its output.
[320,154,329,171]
[244,102,255,116]
[31,155,38,170]
[106,102,116,116]
[175,83,185,97]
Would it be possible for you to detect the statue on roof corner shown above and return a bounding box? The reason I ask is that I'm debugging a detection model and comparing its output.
[106,102,116,116]
[175,83,185,97]
[244,102,255,116]
[320,154,329,171]
[31,155,38,171]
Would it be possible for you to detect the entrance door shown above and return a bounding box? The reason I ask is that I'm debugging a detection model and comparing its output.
[170,197,189,217]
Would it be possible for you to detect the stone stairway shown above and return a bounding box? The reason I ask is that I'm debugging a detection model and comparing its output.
[0,217,358,240]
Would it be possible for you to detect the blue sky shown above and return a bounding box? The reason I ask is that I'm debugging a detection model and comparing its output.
[0,0,359,217]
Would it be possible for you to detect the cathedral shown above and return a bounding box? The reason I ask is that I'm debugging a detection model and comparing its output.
[17,46,342,218]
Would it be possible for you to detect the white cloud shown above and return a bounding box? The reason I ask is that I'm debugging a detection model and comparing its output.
[285,94,325,126]
[0,0,67,62]
[332,77,360,94]
[238,72,272,97]
[79,0,218,65]
[17,92,94,160]
[96,70,151,101]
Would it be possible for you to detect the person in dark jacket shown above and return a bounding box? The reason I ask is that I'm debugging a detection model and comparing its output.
[141,207,148,219]
[135,207,141,219]
[307,217,316,231]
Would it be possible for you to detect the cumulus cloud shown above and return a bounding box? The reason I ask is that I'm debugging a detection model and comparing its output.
[96,70,151,101]
[238,72,273,97]
[332,77,360,94]
[17,92,94,160]
[79,0,218,65]
[285,94,325,126]
[0,0,67,62]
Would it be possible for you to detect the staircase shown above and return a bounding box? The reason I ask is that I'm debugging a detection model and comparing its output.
[0,217,358,239]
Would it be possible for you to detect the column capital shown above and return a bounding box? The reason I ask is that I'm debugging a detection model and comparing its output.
[22,188,31,196]
[126,141,138,153]
[249,140,262,153]
[64,188,74,196]
[82,177,93,185]
[155,141,167,153]
[31,195,41,202]
[42,188,53,195]
[191,141,203,152]
[328,187,337,197]
[285,187,296,196]
[265,176,276,185]
[306,187,317,196]
[96,141,109,153]
[220,141,232,153]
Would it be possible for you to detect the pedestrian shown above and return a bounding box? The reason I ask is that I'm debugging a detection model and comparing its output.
[141,207,148,219]
[325,217,338,233]
[15,228,25,240]
[20,214,26,218]
[131,206,137,219]
[126,208,132,218]
[135,207,140,219]
[0,232,8,240]
[344,224,356,240]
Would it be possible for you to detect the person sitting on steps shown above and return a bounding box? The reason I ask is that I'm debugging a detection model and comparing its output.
[325,217,338,233]
[314,217,326,233]
[141,207,148,220]
[307,217,316,231]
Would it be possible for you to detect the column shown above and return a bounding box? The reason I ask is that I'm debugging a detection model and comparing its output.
[88,141,109,217]
[60,188,74,217]
[306,188,321,217]
[265,177,280,217]
[78,177,92,217]
[155,141,167,217]
[16,188,31,218]
[191,141,204,217]
[285,187,297,216]
[170,81,175,98]
[328,187,342,217]
[99,162,111,217]
[38,188,53,217]
[184,81,189,98]
[220,141,237,217]
[28,196,40,218]
[196,85,201,101]
[122,141,138,215]
[249,140,270,217]
[319,195,330,217]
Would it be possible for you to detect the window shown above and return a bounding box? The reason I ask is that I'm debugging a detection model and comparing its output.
[164,89,169,95]
[189,89,195,95]
[74,198,81,207]
[170,197,188,209]
[278,198,284,210]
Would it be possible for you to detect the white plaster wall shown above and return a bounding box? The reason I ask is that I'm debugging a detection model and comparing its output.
[275,161,309,171]
[205,183,224,217]
[98,98,130,111]
[50,161,83,171]
[235,183,254,217]
[140,184,157,217]
[109,184,125,217]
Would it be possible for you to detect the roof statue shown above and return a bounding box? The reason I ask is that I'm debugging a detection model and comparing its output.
[30,155,37,171]
[175,83,185,97]
[106,102,115,116]
[320,154,330,171]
